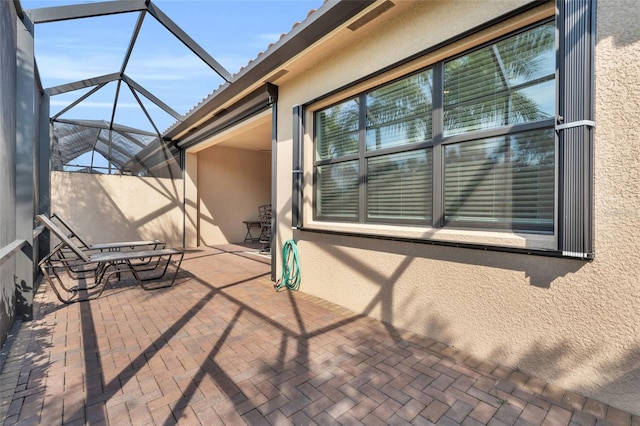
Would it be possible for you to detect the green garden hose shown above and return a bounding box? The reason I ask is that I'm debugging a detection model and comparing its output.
[274,239,301,291]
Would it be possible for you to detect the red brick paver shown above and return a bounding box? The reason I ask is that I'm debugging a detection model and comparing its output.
[1,245,637,425]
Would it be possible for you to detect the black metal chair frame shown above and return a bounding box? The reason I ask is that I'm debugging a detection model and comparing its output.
[258,204,272,254]
[36,215,184,304]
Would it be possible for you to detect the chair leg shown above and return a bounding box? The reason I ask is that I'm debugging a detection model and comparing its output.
[140,253,184,290]
[41,264,79,304]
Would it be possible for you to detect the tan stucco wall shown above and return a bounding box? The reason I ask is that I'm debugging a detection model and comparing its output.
[274,0,640,414]
[50,171,184,247]
[197,145,271,245]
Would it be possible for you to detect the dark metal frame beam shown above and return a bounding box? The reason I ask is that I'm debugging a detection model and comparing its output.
[146,1,232,82]
[29,0,229,174]
[52,82,107,120]
[121,10,146,73]
[122,74,182,121]
[54,118,157,136]
[109,80,122,131]
[26,0,147,24]
[127,84,161,136]
[46,73,120,96]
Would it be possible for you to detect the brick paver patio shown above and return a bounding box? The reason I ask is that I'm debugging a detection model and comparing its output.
[1,245,637,425]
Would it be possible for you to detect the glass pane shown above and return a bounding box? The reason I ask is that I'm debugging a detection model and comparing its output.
[315,99,360,161]
[497,24,556,86]
[316,161,359,220]
[444,22,555,136]
[365,70,433,151]
[512,80,555,123]
[367,149,432,222]
[444,128,554,231]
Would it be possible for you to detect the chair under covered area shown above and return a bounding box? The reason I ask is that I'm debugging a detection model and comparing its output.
[258,203,272,253]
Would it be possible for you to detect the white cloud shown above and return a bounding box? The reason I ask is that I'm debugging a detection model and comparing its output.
[125,54,219,81]
[212,33,287,74]
[37,52,121,82]
[37,50,222,86]
[256,33,283,46]
[213,54,253,74]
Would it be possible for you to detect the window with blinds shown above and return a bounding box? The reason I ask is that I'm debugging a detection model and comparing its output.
[313,20,555,233]
[367,149,432,222]
[444,23,555,136]
[316,161,359,220]
[444,129,554,231]
[315,98,359,161]
[366,70,433,151]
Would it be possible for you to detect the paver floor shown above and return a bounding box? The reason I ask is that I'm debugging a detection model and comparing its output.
[1,245,637,425]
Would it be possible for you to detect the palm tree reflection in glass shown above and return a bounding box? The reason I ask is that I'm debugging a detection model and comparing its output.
[315,22,555,231]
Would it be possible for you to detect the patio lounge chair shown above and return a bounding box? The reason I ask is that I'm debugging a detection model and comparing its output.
[50,212,166,252]
[36,214,184,304]
[48,213,167,279]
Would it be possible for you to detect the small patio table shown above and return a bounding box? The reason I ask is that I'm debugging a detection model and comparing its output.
[243,220,261,242]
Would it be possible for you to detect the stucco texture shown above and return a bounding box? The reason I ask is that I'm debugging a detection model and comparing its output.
[274,0,640,414]
[197,145,271,245]
[50,171,184,247]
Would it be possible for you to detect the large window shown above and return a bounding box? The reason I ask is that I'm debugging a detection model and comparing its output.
[315,69,434,224]
[314,20,555,233]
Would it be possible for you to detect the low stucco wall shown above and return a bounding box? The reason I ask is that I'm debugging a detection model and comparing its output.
[50,171,184,247]
[273,0,640,414]
[197,145,271,245]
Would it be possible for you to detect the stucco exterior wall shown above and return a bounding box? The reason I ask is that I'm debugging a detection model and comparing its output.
[197,145,271,245]
[274,0,640,414]
[50,171,184,247]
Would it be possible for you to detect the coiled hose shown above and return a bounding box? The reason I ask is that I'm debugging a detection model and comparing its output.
[274,239,301,291]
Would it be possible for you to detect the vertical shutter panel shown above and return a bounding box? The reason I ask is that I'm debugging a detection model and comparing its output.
[292,105,303,229]
[557,0,595,258]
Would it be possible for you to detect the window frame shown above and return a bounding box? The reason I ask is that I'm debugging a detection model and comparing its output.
[312,18,557,234]
[313,68,437,226]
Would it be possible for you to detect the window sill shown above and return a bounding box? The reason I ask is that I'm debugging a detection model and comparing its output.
[301,220,556,251]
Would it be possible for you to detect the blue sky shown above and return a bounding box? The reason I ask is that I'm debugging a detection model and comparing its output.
[21,0,323,134]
